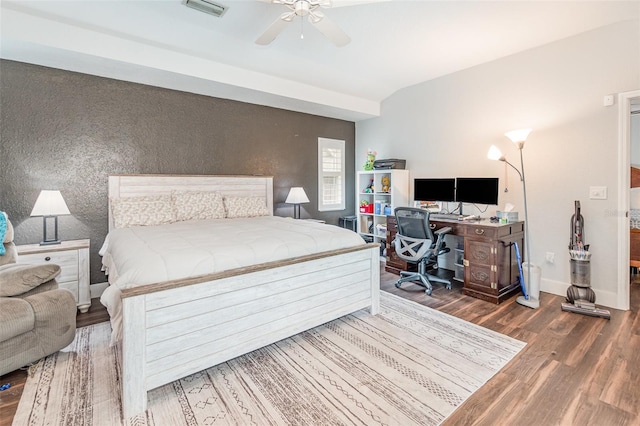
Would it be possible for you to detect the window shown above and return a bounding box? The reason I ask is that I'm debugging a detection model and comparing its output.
[318,137,345,211]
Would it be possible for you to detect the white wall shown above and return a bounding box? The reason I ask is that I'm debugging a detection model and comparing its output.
[356,20,640,309]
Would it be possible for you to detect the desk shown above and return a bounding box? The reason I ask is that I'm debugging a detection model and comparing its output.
[386,216,524,304]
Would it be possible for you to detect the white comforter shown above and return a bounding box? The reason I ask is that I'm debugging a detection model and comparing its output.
[101,216,365,290]
[100,216,365,344]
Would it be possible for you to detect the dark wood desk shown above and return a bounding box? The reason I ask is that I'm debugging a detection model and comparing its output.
[386,216,525,304]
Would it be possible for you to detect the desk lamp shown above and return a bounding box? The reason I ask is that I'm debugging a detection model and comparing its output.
[30,190,71,245]
[488,128,539,309]
[285,187,310,219]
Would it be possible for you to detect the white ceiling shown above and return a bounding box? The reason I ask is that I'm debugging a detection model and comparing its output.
[1,0,639,121]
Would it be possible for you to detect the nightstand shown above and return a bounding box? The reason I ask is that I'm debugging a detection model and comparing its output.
[16,239,91,313]
[303,218,326,224]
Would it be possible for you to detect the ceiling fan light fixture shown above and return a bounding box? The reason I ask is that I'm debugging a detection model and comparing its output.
[185,0,228,18]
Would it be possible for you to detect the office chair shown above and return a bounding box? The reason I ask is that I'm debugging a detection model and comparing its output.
[393,207,452,296]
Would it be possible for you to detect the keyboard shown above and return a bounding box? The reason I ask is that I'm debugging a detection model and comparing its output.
[430,213,462,220]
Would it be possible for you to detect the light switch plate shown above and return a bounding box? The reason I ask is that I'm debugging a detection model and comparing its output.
[589,186,607,200]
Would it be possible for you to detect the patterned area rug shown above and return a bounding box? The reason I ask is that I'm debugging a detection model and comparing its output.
[14,292,525,426]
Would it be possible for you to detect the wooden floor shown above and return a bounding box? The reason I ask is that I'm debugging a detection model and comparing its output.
[1,268,639,425]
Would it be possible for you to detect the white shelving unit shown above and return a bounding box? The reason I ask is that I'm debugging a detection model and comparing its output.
[356,170,409,246]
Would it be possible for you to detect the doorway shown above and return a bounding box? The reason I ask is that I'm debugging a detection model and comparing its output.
[619,90,640,310]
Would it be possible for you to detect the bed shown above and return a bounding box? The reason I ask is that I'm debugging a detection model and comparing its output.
[102,174,380,418]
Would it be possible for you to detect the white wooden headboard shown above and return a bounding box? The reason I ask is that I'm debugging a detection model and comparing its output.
[108,174,274,230]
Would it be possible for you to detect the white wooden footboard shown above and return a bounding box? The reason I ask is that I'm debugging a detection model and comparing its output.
[121,243,380,418]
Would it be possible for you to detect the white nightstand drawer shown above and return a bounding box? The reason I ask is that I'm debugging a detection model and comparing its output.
[18,250,79,283]
[58,280,79,300]
[16,239,91,313]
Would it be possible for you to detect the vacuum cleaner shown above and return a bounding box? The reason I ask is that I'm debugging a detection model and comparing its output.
[560,200,611,319]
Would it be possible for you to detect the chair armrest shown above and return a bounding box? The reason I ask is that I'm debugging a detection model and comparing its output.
[434,226,452,235]
[25,289,76,337]
[0,263,61,297]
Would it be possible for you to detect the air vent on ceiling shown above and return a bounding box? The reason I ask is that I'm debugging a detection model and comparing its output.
[185,0,228,17]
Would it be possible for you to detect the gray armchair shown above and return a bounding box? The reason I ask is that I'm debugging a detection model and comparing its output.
[0,213,77,376]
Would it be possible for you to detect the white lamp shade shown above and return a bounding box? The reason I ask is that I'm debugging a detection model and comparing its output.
[30,190,71,216]
[285,187,310,204]
[504,128,532,144]
[487,145,504,161]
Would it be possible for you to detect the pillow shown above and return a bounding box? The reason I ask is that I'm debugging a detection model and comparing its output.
[0,263,61,296]
[224,196,270,219]
[172,191,226,222]
[0,212,6,255]
[110,195,174,229]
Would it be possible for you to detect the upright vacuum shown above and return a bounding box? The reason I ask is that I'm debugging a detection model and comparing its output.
[561,200,611,319]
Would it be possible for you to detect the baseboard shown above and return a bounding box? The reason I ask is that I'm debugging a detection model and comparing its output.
[90,282,108,299]
[541,278,619,310]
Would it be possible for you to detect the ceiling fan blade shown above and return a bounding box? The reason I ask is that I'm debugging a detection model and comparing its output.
[308,11,350,47]
[329,0,389,7]
[255,12,295,45]
[314,0,333,7]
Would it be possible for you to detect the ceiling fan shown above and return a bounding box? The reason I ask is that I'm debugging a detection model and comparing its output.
[256,0,350,47]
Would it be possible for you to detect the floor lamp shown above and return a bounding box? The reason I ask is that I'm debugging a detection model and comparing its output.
[488,128,539,309]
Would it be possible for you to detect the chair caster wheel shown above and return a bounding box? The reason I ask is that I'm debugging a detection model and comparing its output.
[425,288,432,296]
[395,282,401,288]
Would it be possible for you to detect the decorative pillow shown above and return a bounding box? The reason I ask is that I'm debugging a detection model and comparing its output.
[224,196,270,219]
[0,212,7,255]
[0,263,61,296]
[4,214,13,244]
[172,191,226,222]
[110,195,174,229]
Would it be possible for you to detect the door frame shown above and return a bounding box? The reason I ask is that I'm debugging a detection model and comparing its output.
[618,89,640,311]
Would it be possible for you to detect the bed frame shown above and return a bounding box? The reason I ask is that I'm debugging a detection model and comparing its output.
[107,174,381,418]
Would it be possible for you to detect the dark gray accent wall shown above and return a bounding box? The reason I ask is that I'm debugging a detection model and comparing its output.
[0,60,356,285]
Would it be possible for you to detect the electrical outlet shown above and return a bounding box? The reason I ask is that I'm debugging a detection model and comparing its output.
[589,186,607,200]
[545,252,555,263]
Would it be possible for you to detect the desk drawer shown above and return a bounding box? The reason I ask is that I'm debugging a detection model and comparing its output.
[18,250,79,284]
[464,225,498,240]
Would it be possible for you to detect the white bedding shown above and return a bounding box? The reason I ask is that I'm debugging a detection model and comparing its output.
[100,216,365,344]
[102,216,364,289]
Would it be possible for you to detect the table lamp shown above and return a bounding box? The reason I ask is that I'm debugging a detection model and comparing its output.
[30,190,71,245]
[285,187,310,219]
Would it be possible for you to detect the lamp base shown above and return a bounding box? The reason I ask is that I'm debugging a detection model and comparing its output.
[516,295,540,309]
[40,216,62,245]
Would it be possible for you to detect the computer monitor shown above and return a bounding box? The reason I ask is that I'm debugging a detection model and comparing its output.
[414,178,456,202]
[455,177,499,205]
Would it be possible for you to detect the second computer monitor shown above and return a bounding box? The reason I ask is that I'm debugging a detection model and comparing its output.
[455,177,499,205]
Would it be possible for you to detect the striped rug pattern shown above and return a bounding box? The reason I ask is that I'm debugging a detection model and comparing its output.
[14,292,525,425]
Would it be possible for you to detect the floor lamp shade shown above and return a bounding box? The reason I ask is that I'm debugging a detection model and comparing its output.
[285,187,310,219]
[30,190,71,245]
